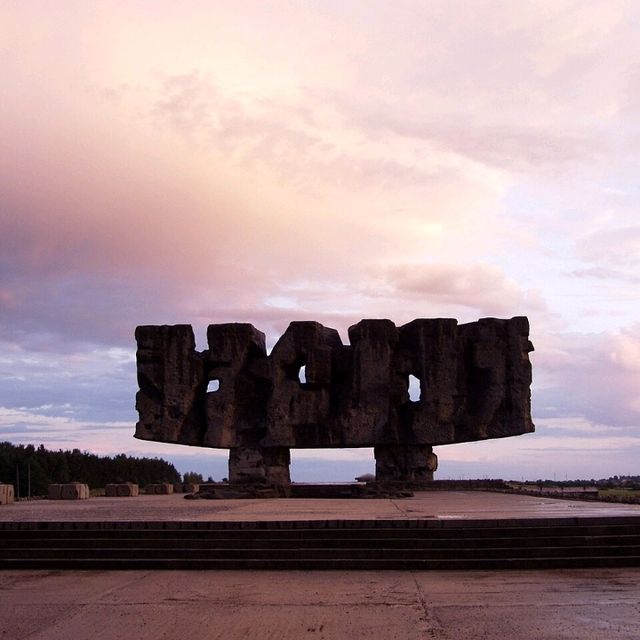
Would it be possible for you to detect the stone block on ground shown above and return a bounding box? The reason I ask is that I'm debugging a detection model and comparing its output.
[48,483,89,500]
[172,482,198,493]
[0,484,14,505]
[105,483,139,497]
[61,483,90,500]
[47,484,62,500]
[145,483,174,495]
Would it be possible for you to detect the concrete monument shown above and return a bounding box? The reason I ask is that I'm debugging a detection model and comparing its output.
[135,317,534,484]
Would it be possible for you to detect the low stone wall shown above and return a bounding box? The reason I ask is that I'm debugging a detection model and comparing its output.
[145,483,174,495]
[173,483,199,494]
[0,484,15,505]
[198,483,221,492]
[417,479,511,490]
[105,483,139,497]
[48,483,90,500]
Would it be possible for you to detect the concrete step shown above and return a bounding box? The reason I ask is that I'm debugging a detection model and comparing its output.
[2,518,640,570]
[3,545,640,561]
[3,523,640,539]
[3,534,640,549]
[1,556,640,570]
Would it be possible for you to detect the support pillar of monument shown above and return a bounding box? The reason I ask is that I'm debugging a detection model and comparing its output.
[374,444,438,483]
[262,447,291,486]
[228,446,291,486]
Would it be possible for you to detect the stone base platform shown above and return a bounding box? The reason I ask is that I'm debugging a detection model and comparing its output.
[1,490,640,523]
[2,492,639,636]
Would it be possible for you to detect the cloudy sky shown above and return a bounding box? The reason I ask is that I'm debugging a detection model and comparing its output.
[1,1,639,481]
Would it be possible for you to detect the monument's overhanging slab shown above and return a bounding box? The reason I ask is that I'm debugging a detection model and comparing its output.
[135,317,534,484]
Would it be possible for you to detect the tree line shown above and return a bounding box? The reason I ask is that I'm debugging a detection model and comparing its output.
[523,476,640,489]
[0,441,180,497]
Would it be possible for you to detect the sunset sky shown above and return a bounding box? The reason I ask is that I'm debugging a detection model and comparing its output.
[1,1,639,481]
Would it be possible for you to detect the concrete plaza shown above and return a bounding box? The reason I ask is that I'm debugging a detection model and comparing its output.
[2,489,640,523]
[2,491,640,639]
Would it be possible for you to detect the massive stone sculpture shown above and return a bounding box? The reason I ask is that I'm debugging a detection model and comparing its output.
[135,317,534,484]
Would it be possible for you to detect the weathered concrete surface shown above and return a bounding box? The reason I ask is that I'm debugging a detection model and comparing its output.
[135,318,534,483]
[1,568,639,639]
[2,491,640,522]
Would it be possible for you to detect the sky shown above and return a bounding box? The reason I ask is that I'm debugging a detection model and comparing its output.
[1,1,639,482]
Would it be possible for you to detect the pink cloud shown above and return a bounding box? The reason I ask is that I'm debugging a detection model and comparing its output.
[379,262,547,318]
[535,324,640,427]
[577,226,640,267]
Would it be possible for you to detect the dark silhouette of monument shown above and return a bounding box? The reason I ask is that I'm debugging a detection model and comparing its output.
[135,317,534,484]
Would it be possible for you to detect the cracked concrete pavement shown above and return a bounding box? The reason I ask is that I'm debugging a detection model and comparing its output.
[2,568,640,639]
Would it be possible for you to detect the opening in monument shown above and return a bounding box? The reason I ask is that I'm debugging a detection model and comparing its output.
[207,379,220,393]
[408,374,421,402]
[289,448,375,483]
[298,364,306,384]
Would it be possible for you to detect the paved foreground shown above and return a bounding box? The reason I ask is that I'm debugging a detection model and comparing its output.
[1,568,640,639]
[3,492,640,638]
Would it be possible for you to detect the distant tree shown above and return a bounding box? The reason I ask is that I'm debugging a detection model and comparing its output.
[183,471,204,483]
[0,441,180,494]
